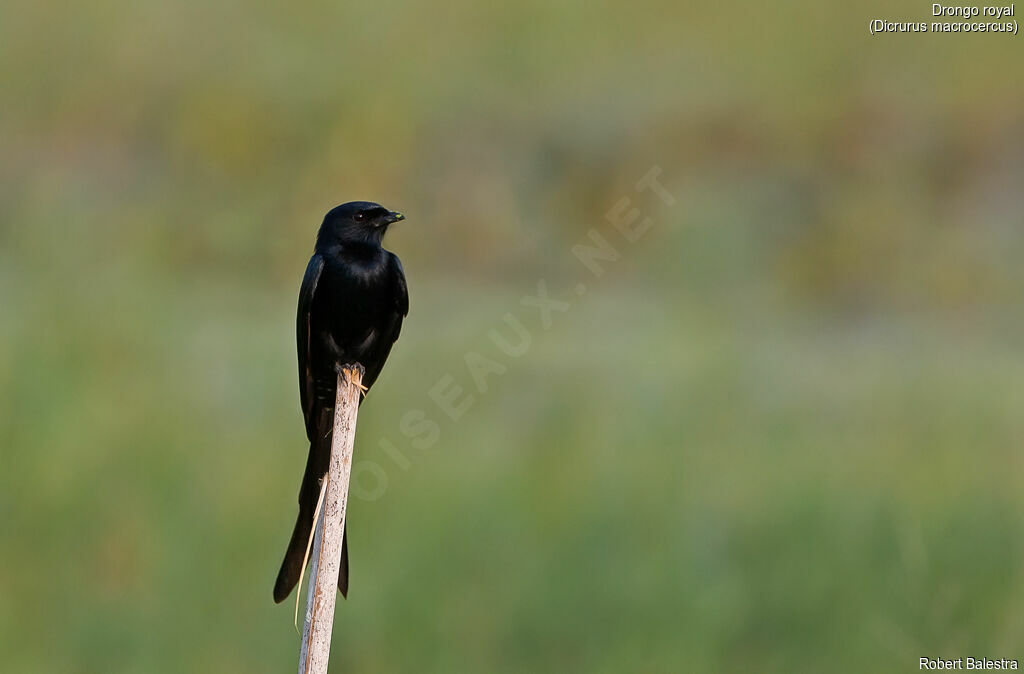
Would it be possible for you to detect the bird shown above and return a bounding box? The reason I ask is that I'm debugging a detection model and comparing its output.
[273,201,409,603]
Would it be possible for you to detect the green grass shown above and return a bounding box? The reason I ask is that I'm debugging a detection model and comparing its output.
[2,1,1023,671]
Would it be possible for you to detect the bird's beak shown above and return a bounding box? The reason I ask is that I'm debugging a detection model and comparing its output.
[385,211,405,225]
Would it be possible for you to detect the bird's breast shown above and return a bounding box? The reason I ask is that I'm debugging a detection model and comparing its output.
[312,256,393,355]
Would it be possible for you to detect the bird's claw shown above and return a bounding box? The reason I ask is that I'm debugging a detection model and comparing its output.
[337,363,367,396]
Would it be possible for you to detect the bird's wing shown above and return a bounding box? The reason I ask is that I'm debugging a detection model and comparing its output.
[361,254,409,391]
[390,252,410,318]
[297,253,325,441]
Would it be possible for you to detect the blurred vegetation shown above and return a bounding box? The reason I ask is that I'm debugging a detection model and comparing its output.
[2,1,1023,672]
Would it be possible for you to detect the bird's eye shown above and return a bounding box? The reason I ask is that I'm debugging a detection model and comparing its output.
[354,213,365,222]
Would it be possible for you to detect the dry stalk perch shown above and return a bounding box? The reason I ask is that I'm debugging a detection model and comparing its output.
[297,367,362,674]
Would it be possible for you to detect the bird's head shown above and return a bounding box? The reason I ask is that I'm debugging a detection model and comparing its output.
[316,201,405,248]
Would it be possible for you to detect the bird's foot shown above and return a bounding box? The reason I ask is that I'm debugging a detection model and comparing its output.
[336,363,368,396]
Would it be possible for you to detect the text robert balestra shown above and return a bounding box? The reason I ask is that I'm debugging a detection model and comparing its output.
[920,657,1019,670]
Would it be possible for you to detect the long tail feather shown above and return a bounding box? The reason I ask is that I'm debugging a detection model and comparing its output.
[294,472,330,629]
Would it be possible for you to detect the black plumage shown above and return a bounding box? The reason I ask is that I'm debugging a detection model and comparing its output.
[273,201,409,603]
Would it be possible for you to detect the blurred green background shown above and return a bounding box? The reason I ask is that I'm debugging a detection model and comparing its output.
[2,1,1023,672]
